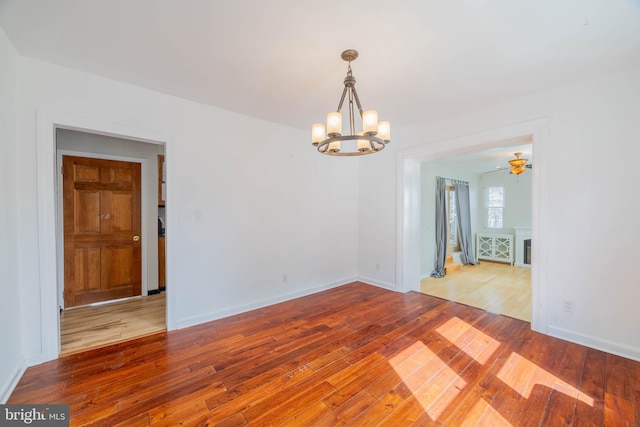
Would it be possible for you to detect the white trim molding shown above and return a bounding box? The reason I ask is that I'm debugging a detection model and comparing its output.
[176,278,356,329]
[548,326,640,362]
[395,118,550,334]
[36,110,172,363]
[358,276,398,292]
[0,358,26,404]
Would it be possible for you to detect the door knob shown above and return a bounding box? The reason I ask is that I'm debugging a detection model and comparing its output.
[133,235,140,242]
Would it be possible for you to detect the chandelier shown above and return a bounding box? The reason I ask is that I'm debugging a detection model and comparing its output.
[508,152,528,175]
[311,50,390,156]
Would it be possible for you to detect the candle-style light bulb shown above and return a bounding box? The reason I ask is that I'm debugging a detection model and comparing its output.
[327,112,342,136]
[311,123,325,146]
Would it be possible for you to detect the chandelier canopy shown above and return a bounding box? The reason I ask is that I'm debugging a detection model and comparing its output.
[311,50,390,156]
[508,152,528,175]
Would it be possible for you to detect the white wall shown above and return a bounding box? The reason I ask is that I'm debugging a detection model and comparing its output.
[0,27,23,402]
[56,129,162,295]
[16,57,359,362]
[358,64,640,361]
[420,164,480,277]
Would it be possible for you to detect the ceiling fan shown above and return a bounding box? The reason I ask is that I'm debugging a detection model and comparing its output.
[508,152,531,175]
[484,152,532,174]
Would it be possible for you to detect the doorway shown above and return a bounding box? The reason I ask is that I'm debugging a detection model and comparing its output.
[419,144,533,321]
[56,129,167,354]
[395,118,549,332]
[36,111,174,362]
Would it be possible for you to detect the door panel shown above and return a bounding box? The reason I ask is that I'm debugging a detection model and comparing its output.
[74,190,100,233]
[74,164,100,182]
[111,167,133,184]
[74,247,101,292]
[63,155,142,308]
[111,192,133,231]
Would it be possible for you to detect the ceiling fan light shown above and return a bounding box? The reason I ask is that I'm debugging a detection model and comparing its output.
[511,166,526,175]
[508,152,528,172]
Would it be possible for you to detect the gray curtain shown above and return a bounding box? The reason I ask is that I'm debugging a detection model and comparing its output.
[430,177,447,278]
[453,180,479,265]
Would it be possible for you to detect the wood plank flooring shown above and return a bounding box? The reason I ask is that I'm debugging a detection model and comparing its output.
[60,293,166,355]
[421,262,531,322]
[10,282,640,426]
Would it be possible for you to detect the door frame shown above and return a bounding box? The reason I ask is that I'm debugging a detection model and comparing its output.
[36,110,174,363]
[395,118,550,334]
[56,150,149,310]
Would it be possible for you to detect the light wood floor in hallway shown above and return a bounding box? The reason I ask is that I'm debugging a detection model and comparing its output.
[60,292,166,355]
[421,261,531,322]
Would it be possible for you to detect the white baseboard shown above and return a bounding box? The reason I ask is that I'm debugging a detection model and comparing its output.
[0,358,27,404]
[357,276,398,292]
[176,277,357,329]
[548,325,640,362]
[514,263,532,268]
[24,353,45,367]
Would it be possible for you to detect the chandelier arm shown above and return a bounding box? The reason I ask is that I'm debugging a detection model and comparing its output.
[348,88,356,135]
[350,86,365,117]
[336,86,348,112]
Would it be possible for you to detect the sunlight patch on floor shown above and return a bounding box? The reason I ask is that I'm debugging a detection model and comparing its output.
[389,316,593,423]
[497,352,594,406]
[389,340,466,420]
[388,316,502,421]
[465,397,512,426]
[435,317,501,365]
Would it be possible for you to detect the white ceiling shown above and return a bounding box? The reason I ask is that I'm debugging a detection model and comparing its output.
[0,1,638,169]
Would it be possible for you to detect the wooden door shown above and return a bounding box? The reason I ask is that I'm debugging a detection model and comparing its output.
[63,156,142,308]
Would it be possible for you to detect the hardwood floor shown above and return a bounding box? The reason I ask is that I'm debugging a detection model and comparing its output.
[60,292,166,355]
[10,282,639,426]
[421,262,531,322]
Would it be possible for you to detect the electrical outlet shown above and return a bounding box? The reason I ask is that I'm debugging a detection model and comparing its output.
[562,299,574,313]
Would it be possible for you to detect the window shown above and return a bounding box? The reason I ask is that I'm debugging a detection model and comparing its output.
[485,186,504,229]
[448,188,458,248]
